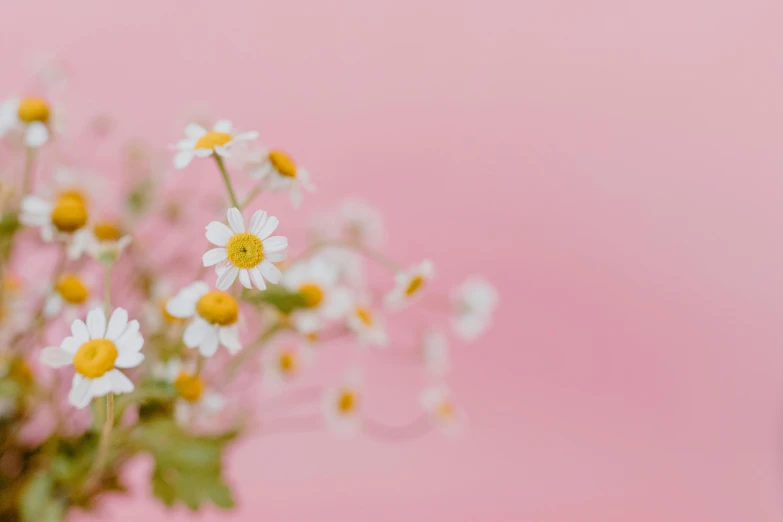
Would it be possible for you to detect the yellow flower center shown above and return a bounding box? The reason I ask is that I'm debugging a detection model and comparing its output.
[196,291,239,326]
[174,371,204,402]
[436,401,455,419]
[268,150,297,178]
[337,389,357,414]
[159,298,183,323]
[298,283,324,308]
[278,350,298,375]
[93,221,122,242]
[3,275,21,293]
[50,195,88,233]
[405,275,425,297]
[54,274,89,304]
[57,189,86,204]
[305,332,319,343]
[195,131,232,150]
[354,306,373,327]
[226,232,264,269]
[73,339,118,379]
[17,97,50,124]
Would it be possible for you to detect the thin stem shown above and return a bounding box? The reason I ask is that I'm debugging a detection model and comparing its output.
[86,392,114,488]
[214,155,240,209]
[22,147,36,196]
[103,262,113,315]
[240,182,263,209]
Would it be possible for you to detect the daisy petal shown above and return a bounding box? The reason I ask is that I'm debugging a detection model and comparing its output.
[233,130,259,141]
[206,221,233,246]
[265,250,287,263]
[117,332,144,354]
[60,336,79,353]
[199,328,220,357]
[26,122,49,148]
[248,210,268,236]
[213,120,232,133]
[184,318,211,348]
[258,260,282,284]
[174,151,194,169]
[166,297,196,318]
[227,208,244,233]
[106,369,135,394]
[86,309,106,339]
[115,350,144,368]
[105,308,128,341]
[262,236,288,252]
[40,347,73,368]
[194,147,214,157]
[203,247,228,267]
[218,325,241,354]
[116,320,141,350]
[185,123,207,140]
[216,265,239,290]
[71,319,90,344]
[256,215,279,239]
[68,376,93,409]
[250,267,267,290]
[239,269,252,288]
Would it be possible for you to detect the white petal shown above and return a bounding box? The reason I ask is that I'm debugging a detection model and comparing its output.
[68,376,93,409]
[258,260,282,284]
[116,332,144,354]
[194,147,214,157]
[213,119,232,133]
[21,195,52,217]
[40,346,73,368]
[265,250,287,262]
[202,247,227,267]
[184,317,210,348]
[106,369,135,394]
[239,269,252,288]
[60,336,80,353]
[250,267,267,290]
[184,123,207,140]
[115,320,141,350]
[105,308,128,341]
[262,236,288,252]
[199,327,220,357]
[249,162,272,180]
[205,221,233,246]
[174,150,194,169]
[70,319,90,344]
[86,308,106,339]
[233,130,259,141]
[256,216,279,240]
[25,122,49,148]
[43,294,63,318]
[216,265,239,290]
[214,145,230,157]
[166,296,195,318]
[248,210,268,236]
[218,325,241,353]
[226,208,245,233]
[115,350,144,368]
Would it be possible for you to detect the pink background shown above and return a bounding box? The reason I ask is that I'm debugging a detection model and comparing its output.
[3,0,783,520]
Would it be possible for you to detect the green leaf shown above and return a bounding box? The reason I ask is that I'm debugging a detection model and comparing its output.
[19,471,64,522]
[244,285,307,314]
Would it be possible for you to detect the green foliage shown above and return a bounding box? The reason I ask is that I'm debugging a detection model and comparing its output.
[244,284,307,314]
[0,212,20,237]
[19,472,64,522]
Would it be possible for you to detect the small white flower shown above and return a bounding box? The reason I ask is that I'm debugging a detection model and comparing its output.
[172,120,258,169]
[345,296,388,347]
[451,277,498,341]
[166,281,242,357]
[422,329,449,376]
[420,386,463,436]
[282,257,351,332]
[203,207,288,291]
[0,96,53,148]
[43,273,92,319]
[69,220,131,262]
[248,148,315,207]
[322,368,362,437]
[140,279,185,332]
[20,192,88,243]
[157,358,225,429]
[384,259,434,309]
[262,341,302,394]
[40,307,144,408]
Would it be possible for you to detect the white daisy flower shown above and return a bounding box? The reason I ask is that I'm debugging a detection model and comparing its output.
[203,207,288,291]
[166,281,242,357]
[384,259,434,309]
[262,341,302,394]
[248,148,315,207]
[422,329,449,376]
[156,358,226,428]
[172,120,258,169]
[0,96,53,148]
[140,279,186,332]
[20,192,88,243]
[345,296,388,347]
[451,277,498,341]
[282,257,351,332]
[39,307,144,408]
[69,219,131,262]
[43,273,91,318]
[420,386,463,436]
[322,368,362,437]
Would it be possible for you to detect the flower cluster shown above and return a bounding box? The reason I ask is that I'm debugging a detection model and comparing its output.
[0,78,497,518]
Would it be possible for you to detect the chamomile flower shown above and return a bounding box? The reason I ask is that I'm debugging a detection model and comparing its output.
[140,279,186,332]
[69,219,131,262]
[422,329,449,376]
[262,341,302,394]
[322,368,362,437]
[43,273,91,318]
[420,386,463,436]
[384,259,434,309]
[0,96,53,147]
[39,308,144,408]
[203,207,288,291]
[451,277,498,341]
[21,192,88,242]
[282,257,351,332]
[345,297,388,347]
[172,120,258,169]
[166,281,242,357]
[157,358,225,428]
[248,148,315,207]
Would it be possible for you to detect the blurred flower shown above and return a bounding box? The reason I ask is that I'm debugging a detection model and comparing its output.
[43,273,91,318]
[282,257,351,332]
[166,281,242,357]
[0,96,53,147]
[322,368,362,437]
[21,192,88,242]
[172,120,258,169]
[69,219,131,262]
[158,358,226,428]
[384,259,434,309]
[420,386,463,436]
[40,307,144,408]
[262,341,302,394]
[140,278,186,332]
[248,148,314,207]
[422,329,449,376]
[451,277,498,341]
[345,296,388,347]
[204,208,287,290]
[313,198,384,247]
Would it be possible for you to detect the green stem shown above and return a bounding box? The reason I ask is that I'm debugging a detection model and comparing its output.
[214,155,240,209]
[103,262,113,315]
[22,147,36,196]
